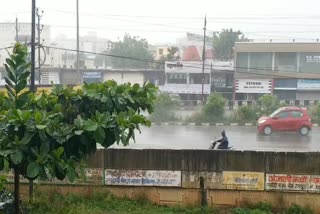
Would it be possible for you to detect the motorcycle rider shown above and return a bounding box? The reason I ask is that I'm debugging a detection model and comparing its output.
[211,130,229,149]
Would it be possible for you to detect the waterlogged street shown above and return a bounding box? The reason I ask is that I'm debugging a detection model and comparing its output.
[110,126,320,152]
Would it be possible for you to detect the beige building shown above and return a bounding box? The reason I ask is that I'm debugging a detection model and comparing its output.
[234,42,320,102]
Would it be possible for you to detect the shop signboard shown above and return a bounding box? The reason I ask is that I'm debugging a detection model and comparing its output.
[235,79,272,93]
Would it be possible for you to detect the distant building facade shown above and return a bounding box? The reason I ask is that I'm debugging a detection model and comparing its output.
[234,42,320,104]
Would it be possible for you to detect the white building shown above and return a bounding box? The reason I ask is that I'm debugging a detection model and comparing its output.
[0,22,51,67]
[48,32,113,69]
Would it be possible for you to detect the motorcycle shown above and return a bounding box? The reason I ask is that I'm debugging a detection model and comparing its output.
[209,140,234,150]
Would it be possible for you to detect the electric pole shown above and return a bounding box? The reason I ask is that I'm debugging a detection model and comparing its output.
[15,17,18,42]
[201,16,207,104]
[37,8,44,84]
[76,0,80,84]
[30,0,36,92]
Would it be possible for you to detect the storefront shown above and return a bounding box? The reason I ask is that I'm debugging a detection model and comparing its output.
[296,79,320,100]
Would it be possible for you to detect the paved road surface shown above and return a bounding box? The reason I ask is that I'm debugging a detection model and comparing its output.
[110,126,320,152]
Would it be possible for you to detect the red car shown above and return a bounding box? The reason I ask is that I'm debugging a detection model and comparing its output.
[257,107,312,135]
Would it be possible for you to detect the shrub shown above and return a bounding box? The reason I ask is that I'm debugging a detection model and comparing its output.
[286,204,313,214]
[202,93,226,122]
[150,93,180,122]
[258,94,280,116]
[310,104,320,123]
[231,105,259,124]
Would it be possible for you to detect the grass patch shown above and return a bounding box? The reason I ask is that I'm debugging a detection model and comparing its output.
[28,191,217,214]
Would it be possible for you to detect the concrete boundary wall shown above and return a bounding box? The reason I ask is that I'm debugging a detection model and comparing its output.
[85,149,320,212]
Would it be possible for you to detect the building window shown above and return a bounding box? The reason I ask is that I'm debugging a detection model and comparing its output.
[167,73,187,84]
[299,52,320,73]
[236,52,248,72]
[275,53,297,72]
[249,52,272,72]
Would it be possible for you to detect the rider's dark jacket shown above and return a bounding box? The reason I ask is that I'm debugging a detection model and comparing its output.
[216,130,229,149]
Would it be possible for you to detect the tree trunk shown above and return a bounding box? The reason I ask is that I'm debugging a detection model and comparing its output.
[29,180,33,202]
[14,168,20,214]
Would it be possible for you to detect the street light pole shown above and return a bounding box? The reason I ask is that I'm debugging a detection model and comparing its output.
[76,0,80,84]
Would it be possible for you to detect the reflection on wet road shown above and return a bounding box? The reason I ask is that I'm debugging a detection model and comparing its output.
[110,126,320,152]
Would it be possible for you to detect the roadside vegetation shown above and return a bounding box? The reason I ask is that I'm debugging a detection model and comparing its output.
[26,191,313,214]
[150,92,320,125]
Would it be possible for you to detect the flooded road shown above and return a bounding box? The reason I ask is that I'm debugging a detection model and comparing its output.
[110,126,320,152]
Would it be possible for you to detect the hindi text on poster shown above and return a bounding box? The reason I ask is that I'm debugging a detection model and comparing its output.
[222,171,264,191]
[266,174,309,192]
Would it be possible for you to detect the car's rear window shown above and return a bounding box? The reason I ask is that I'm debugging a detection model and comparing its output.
[291,110,303,118]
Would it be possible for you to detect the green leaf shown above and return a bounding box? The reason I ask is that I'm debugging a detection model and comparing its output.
[94,126,105,144]
[54,104,62,112]
[20,133,33,145]
[74,116,84,129]
[67,167,77,182]
[40,142,49,154]
[36,125,47,130]
[10,150,22,165]
[83,119,98,132]
[35,112,42,124]
[4,76,15,88]
[5,83,15,98]
[34,93,42,101]
[0,150,14,156]
[4,64,16,84]
[109,89,116,97]
[27,162,40,179]
[75,130,84,135]
[55,147,64,158]
[19,71,30,81]
[16,79,27,93]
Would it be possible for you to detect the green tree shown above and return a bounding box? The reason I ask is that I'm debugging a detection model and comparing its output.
[157,46,180,69]
[202,93,226,122]
[213,29,248,60]
[150,93,180,122]
[258,94,279,115]
[0,43,157,213]
[110,34,154,69]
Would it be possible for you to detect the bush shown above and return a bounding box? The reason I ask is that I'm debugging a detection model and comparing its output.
[258,94,280,116]
[150,93,181,122]
[231,105,259,124]
[286,204,313,214]
[202,93,226,122]
[310,104,320,123]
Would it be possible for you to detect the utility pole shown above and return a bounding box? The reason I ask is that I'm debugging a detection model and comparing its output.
[201,16,207,104]
[37,8,44,85]
[30,0,36,92]
[76,0,80,84]
[15,17,18,42]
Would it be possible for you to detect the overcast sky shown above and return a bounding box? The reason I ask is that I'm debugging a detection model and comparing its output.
[1,0,320,44]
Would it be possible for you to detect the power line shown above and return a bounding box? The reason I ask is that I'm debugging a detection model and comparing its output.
[43,45,320,79]
[0,46,14,51]
[43,9,320,21]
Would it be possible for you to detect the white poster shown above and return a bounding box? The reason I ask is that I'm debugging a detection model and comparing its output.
[142,170,181,187]
[235,79,272,93]
[105,169,143,186]
[266,174,309,192]
[105,169,181,187]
